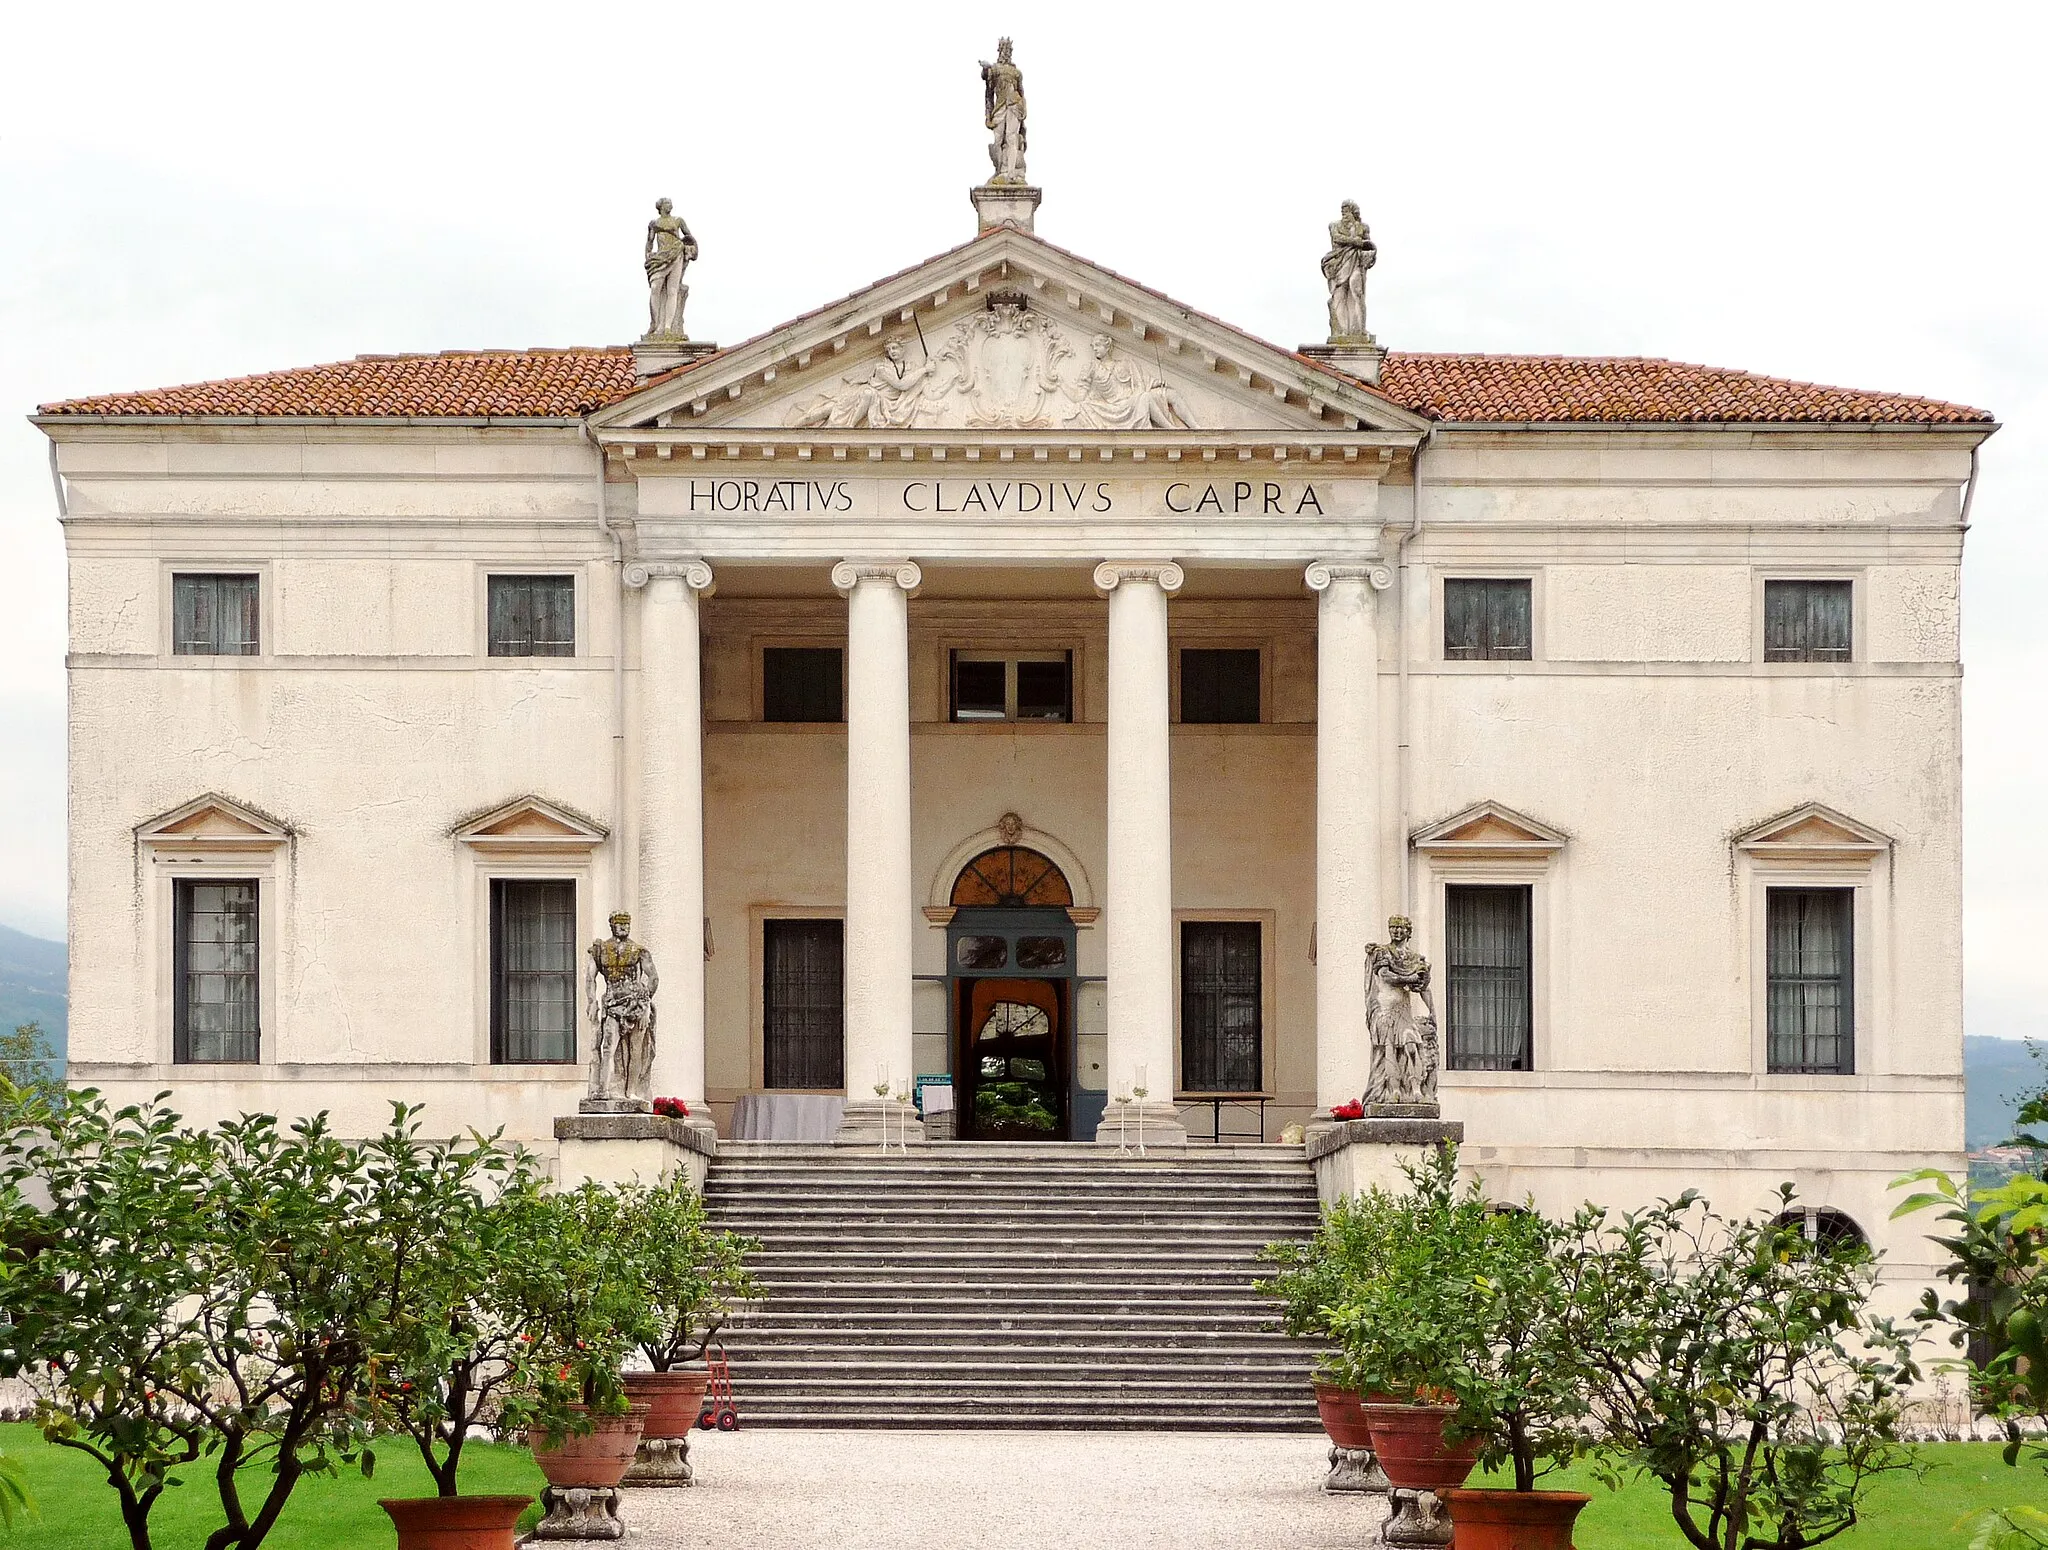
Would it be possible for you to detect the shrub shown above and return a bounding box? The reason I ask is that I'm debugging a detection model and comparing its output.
[493,1181,655,1419]
[617,1175,762,1373]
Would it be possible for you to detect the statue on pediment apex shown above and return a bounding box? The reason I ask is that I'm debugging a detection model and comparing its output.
[643,198,699,342]
[1363,914,1438,1112]
[1322,200,1377,345]
[980,38,1028,186]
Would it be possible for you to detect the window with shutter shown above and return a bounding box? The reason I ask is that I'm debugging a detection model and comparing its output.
[174,879,260,1062]
[1446,885,1532,1070]
[490,879,578,1063]
[1766,887,1853,1073]
[1180,921,1262,1092]
[764,919,845,1089]
[172,574,261,656]
[1764,580,1853,662]
[487,575,576,657]
[1179,649,1261,723]
[1444,579,1533,661]
[763,647,845,722]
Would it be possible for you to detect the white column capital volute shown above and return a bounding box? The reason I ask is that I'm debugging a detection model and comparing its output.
[831,560,922,597]
[1092,561,1185,598]
[1305,561,1394,593]
[623,559,716,595]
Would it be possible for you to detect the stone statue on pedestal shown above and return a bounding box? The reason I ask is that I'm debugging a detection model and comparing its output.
[1322,200,1378,344]
[587,911,657,1110]
[1363,914,1438,1114]
[643,198,698,342]
[980,38,1028,186]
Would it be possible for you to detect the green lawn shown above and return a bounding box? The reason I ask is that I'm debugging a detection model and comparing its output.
[0,1423,544,1548]
[1472,1445,2048,1548]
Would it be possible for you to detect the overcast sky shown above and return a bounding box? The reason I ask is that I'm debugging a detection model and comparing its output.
[1,1,2041,1039]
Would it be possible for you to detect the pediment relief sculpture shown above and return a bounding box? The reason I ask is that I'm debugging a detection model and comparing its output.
[785,293,1201,432]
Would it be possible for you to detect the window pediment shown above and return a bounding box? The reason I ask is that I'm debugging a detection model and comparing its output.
[453,796,608,854]
[1412,802,1567,861]
[138,793,291,852]
[1734,804,1889,863]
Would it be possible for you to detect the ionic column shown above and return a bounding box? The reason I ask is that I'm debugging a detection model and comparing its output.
[625,559,716,1135]
[832,560,921,1143]
[1094,561,1189,1148]
[1305,561,1393,1113]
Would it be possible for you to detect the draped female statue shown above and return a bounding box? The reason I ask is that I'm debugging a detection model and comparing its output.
[1062,334,1197,430]
[1362,914,1439,1111]
[643,198,699,341]
[1321,200,1377,344]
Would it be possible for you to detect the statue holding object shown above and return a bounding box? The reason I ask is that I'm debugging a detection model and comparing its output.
[980,38,1028,186]
[587,911,657,1110]
[1322,200,1377,345]
[1363,914,1439,1114]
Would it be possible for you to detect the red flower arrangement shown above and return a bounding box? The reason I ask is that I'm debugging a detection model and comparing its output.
[1328,1098,1365,1120]
[652,1096,691,1119]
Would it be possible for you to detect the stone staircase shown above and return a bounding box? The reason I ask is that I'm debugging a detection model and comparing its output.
[702,1142,1324,1429]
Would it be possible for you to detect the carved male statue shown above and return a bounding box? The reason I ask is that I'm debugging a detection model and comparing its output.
[1321,200,1378,343]
[1363,914,1438,1110]
[643,198,699,341]
[588,910,658,1105]
[979,38,1028,186]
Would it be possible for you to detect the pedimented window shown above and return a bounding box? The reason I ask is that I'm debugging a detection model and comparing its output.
[453,796,608,856]
[1411,802,1567,863]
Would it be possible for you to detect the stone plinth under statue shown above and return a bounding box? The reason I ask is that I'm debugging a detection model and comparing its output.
[1305,1115,1465,1204]
[555,1109,714,1191]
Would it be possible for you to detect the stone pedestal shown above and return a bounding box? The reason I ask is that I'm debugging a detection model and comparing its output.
[970,183,1041,233]
[1303,1115,1463,1205]
[554,1111,714,1191]
[1381,1487,1453,1546]
[1324,1444,1390,1495]
[1094,1099,1190,1150]
[631,338,719,381]
[1300,339,1386,387]
[623,1434,692,1487]
[833,1099,925,1147]
[527,1484,624,1540]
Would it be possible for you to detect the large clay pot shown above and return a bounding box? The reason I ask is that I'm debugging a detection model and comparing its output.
[529,1404,649,1490]
[1360,1402,1482,1492]
[378,1495,533,1550]
[623,1368,711,1438]
[1442,1488,1592,1549]
[1312,1380,1374,1450]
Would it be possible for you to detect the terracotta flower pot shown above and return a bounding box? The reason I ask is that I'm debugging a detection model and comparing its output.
[1443,1488,1592,1549]
[378,1495,533,1550]
[529,1404,649,1490]
[623,1368,711,1439]
[1360,1402,1482,1492]
[1311,1380,1374,1451]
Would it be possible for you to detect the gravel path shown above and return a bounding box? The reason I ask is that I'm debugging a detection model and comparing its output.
[622,1430,1386,1548]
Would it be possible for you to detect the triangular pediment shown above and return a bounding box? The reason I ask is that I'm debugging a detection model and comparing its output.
[1734,803,1889,855]
[590,229,1427,440]
[453,795,608,851]
[1412,801,1568,854]
[138,793,291,847]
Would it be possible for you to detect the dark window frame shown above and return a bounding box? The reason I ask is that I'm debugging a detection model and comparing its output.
[762,646,846,723]
[1444,577,1533,662]
[764,918,846,1090]
[1179,920,1264,1094]
[948,650,1074,724]
[1179,648,1262,724]
[171,572,262,657]
[487,574,577,658]
[1444,884,1534,1071]
[173,877,261,1063]
[1766,886,1855,1075]
[1764,578,1854,664]
[489,878,579,1065]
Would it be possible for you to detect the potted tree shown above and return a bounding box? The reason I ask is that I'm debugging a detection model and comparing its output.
[616,1176,762,1486]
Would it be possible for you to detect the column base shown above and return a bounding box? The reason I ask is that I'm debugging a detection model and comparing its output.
[526,1484,624,1540]
[833,1099,926,1146]
[1381,1487,1453,1546]
[1092,1101,1189,1149]
[1323,1444,1390,1495]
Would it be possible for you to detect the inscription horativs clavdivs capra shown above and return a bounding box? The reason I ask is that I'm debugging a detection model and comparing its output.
[786,293,1197,432]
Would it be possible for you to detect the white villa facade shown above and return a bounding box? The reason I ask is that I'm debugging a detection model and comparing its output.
[34,180,1991,1295]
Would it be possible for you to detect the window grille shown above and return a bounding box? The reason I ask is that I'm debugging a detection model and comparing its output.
[763,647,844,722]
[1766,887,1853,1073]
[490,879,577,1063]
[1180,649,1261,723]
[172,574,260,656]
[764,919,844,1089]
[174,879,260,1062]
[1444,579,1532,661]
[487,575,576,657]
[1445,885,1532,1070]
[1764,579,1852,662]
[1180,921,1262,1092]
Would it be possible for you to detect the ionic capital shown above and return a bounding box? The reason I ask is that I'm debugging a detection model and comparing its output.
[1092,560,1185,598]
[831,560,923,597]
[623,559,716,595]
[1305,561,1394,593]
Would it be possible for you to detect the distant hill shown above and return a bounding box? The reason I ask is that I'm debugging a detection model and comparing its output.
[0,924,66,1065]
[1967,1034,2041,1150]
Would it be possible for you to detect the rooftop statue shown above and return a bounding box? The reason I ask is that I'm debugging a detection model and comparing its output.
[643,198,699,342]
[587,910,658,1109]
[1363,914,1439,1113]
[1322,200,1377,345]
[980,38,1028,186]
